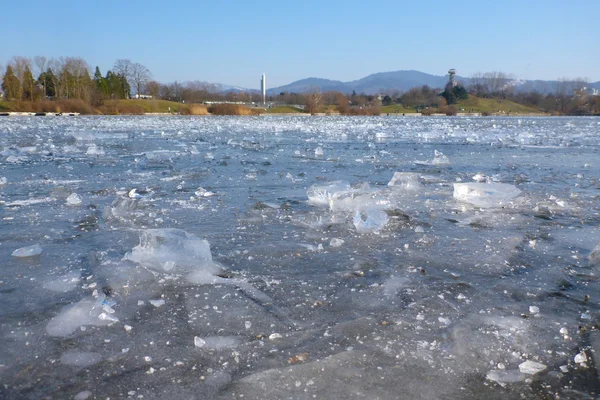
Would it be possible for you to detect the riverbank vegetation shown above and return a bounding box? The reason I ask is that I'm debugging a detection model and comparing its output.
[1,55,598,116]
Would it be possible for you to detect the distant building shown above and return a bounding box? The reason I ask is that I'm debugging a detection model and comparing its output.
[133,94,153,99]
[261,73,266,104]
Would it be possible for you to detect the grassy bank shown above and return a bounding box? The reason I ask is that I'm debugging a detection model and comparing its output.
[455,96,543,115]
[266,106,306,114]
[380,104,419,114]
[0,96,548,116]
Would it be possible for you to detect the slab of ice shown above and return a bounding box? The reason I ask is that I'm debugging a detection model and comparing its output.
[194,336,240,350]
[353,208,389,233]
[415,150,450,166]
[43,272,80,292]
[11,244,42,258]
[60,351,103,367]
[124,228,224,277]
[46,295,117,337]
[453,182,521,208]
[387,172,421,190]
[66,193,82,206]
[518,360,546,375]
[74,391,92,400]
[328,189,391,213]
[486,369,526,385]
[307,181,351,206]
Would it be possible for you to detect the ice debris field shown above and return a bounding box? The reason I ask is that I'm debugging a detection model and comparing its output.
[0,115,599,399]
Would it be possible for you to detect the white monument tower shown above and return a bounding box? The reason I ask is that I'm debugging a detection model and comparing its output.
[261,73,266,105]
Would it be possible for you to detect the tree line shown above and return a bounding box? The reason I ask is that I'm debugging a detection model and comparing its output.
[1,56,598,115]
[0,56,151,104]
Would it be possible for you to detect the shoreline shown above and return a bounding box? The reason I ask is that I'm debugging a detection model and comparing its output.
[0,111,561,117]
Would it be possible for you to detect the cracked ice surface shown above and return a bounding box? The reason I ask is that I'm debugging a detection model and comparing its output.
[0,116,599,399]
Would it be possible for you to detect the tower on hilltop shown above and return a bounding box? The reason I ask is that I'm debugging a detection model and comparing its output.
[448,69,457,88]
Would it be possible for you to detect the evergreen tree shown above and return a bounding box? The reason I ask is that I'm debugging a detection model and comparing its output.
[22,66,35,101]
[42,68,57,98]
[1,65,21,100]
[118,73,130,99]
[94,66,108,96]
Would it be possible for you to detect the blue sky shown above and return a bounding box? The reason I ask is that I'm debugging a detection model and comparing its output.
[2,0,598,89]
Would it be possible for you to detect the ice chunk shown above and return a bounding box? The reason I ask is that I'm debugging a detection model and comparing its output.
[194,336,240,350]
[74,391,92,400]
[486,370,526,385]
[66,193,82,206]
[11,244,42,258]
[453,182,521,208]
[353,208,389,233]
[195,187,215,197]
[330,238,345,247]
[589,243,600,265]
[314,146,324,156]
[574,352,588,364]
[518,360,546,375]
[0,177,7,185]
[85,145,105,156]
[46,296,117,337]
[149,299,165,308]
[124,228,223,276]
[307,181,351,206]
[387,172,421,190]
[472,173,488,182]
[433,150,450,165]
[328,188,391,213]
[415,150,450,166]
[60,351,103,367]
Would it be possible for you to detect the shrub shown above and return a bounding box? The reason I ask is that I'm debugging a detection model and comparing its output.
[207,103,261,115]
[439,105,457,116]
[420,108,435,116]
[180,104,209,115]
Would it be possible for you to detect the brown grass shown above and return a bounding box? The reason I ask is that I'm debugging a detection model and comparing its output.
[438,105,458,116]
[97,101,145,115]
[180,104,209,115]
[16,99,95,114]
[207,103,262,115]
[347,107,381,116]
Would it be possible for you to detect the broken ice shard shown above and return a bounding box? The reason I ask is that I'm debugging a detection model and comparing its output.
[12,244,42,258]
[453,182,521,208]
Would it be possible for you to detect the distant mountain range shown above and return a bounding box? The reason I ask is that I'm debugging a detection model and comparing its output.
[249,70,599,95]
[217,70,600,95]
[266,70,454,95]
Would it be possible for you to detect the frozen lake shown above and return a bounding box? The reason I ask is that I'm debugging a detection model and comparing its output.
[1,115,599,399]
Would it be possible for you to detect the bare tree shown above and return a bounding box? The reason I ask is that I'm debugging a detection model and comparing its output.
[304,88,323,114]
[34,56,47,78]
[130,62,152,96]
[145,80,161,98]
[113,59,132,98]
